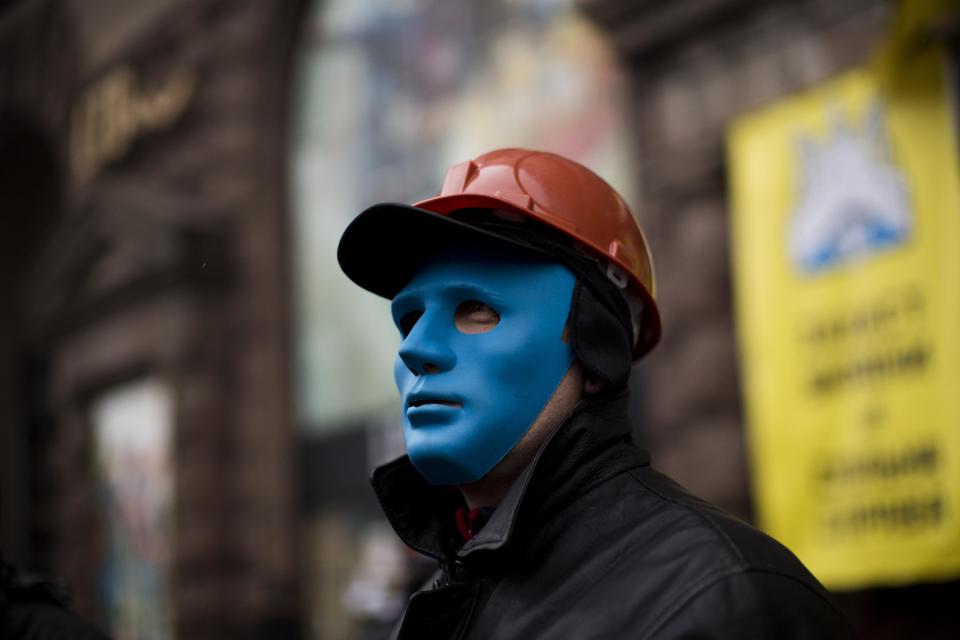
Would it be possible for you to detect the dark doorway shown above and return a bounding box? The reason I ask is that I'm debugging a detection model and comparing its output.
[0,112,62,570]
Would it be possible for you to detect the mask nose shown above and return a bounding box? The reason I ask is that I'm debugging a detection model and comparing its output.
[397,312,457,376]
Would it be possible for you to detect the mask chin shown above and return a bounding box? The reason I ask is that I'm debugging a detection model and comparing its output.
[410,447,484,485]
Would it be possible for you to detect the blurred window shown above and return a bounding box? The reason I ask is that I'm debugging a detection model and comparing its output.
[91,378,175,640]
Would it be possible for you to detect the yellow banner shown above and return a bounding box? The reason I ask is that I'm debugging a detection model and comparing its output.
[727,33,960,588]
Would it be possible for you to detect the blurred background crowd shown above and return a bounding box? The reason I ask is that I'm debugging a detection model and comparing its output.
[1,0,958,638]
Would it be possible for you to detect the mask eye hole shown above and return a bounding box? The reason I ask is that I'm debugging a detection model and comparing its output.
[455,300,500,334]
[398,310,423,337]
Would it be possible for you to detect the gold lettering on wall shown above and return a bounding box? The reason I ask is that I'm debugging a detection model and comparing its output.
[70,66,197,183]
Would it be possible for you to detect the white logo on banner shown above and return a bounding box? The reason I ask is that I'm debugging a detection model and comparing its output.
[788,103,913,274]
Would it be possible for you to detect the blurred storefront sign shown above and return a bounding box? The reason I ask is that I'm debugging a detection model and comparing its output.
[70,65,196,183]
[92,378,175,640]
[729,1,960,590]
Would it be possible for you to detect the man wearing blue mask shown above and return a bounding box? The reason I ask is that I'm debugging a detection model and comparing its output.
[337,149,854,639]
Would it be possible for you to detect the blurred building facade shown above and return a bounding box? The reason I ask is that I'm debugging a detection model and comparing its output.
[1,1,305,637]
[1,0,957,639]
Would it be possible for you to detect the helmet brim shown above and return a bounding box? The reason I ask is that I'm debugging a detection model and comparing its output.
[336,202,555,300]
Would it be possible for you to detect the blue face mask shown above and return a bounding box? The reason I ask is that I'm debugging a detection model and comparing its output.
[391,245,576,485]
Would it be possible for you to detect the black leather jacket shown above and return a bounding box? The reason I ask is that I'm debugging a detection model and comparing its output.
[372,392,856,639]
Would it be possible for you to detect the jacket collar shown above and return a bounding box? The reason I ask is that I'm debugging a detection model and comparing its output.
[370,391,651,562]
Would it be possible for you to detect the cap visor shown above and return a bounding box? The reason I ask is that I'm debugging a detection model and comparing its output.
[337,203,552,299]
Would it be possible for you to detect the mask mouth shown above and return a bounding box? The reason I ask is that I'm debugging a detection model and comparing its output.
[408,396,463,409]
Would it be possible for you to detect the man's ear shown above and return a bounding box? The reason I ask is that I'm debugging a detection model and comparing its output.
[568,280,632,389]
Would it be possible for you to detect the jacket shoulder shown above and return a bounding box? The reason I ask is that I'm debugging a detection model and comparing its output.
[593,467,854,637]
[649,568,857,638]
[625,466,820,579]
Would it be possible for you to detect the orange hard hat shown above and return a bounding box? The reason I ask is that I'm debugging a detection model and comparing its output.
[338,148,661,359]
